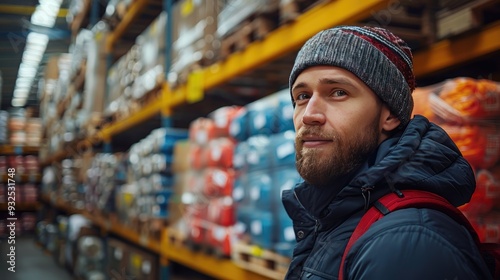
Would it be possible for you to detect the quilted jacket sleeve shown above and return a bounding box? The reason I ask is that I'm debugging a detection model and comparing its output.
[344,208,493,280]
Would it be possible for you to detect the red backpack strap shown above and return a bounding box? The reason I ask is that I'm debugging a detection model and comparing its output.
[338,190,479,280]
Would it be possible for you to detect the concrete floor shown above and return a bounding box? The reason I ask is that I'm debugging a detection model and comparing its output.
[0,235,214,280]
[0,235,73,280]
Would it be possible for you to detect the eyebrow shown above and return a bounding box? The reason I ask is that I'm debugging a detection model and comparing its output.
[292,77,354,93]
[318,77,354,86]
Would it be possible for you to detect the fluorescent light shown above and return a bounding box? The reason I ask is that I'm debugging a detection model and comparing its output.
[18,64,37,76]
[27,32,49,44]
[13,90,29,98]
[12,0,64,107]
[12,98,27,107]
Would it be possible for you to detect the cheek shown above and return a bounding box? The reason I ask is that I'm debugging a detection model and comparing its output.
[293,110,302,128]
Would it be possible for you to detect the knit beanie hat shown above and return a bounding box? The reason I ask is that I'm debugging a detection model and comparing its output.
[289,26,416,127]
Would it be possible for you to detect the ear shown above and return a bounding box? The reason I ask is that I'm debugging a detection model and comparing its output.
[380,106,401,132]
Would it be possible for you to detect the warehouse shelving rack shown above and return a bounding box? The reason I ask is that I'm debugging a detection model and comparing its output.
[39,0,500,279]
[1,144,42,228]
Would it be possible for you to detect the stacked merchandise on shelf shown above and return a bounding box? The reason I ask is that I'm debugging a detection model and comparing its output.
[167,0,221,88]
[39,52,85,160]
[84,152,127,216]
[106,13,167,121]
[413,77,500,243]
[0,154,40,237]
[36,212,108,280]
[61,158,85,209]
[6,108,27,146]
[115,128,188,240]
[171,105,243,257]
[107,237,159,280]
[228,89,300,277]
[38,21,109,160]
[2,108,42,147]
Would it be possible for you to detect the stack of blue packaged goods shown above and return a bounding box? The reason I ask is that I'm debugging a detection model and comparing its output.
[231,89,301,257]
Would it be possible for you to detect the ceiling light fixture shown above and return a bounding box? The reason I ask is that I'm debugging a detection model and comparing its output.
[11,0,63,107]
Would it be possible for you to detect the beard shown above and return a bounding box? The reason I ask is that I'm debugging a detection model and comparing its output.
[295,118,381,188]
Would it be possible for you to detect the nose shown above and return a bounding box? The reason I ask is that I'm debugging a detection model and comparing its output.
[301,94,326,126]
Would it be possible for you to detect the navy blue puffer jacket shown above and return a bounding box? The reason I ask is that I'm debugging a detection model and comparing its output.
[282,116,493,280]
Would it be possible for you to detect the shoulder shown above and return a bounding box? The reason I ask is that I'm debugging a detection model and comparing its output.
[344,208,490,280]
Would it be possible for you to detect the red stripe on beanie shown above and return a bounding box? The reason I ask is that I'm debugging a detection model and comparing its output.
[343,27,415,91]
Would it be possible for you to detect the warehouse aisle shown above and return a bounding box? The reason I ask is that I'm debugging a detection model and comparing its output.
[0,235,73,280]
[0,235,215,280]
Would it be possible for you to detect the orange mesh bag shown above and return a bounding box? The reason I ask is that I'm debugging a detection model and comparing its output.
[430,78,500,122]
[441,124,500,169]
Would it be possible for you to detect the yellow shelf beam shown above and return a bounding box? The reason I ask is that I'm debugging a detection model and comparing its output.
[414,21,500,78]
[0,145,39,155]
[161,232,270,280]
[105,0,150,52]
[84,212,162,254]
[98,92,164,141]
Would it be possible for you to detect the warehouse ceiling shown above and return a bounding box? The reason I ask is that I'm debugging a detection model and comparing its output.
[0,0,71,112]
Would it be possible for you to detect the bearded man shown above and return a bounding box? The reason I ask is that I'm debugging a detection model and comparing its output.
[282,26,493,280]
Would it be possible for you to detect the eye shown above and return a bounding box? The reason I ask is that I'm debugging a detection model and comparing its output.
[331,90,348,97]
[296,93,310,100]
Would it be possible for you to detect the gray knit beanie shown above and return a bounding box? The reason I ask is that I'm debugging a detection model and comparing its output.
[289,26,415,127]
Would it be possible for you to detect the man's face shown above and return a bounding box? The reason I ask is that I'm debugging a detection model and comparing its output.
[292,66,390,188]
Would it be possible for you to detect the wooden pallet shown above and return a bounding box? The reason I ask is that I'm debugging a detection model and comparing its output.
[169,226,232,258]
[279,0,331,24]
[436,0,500,39]
[360,0,435,50]
[220,14,279,59]
[231,242,291,280]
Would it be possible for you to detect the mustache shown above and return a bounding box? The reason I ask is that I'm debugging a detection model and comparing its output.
[296,127,336,140]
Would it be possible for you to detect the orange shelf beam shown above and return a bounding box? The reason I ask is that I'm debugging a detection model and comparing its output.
[414,21,500,78]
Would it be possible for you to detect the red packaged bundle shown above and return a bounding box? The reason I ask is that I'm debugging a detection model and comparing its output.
[209,106,244,138]
[207,196,235,226]
[188,143,208,170]
[23,183,38,203]
[189,118,218,145]
[459,168,500,216]
[207,138,235,168]
[188,217,208,245]
[440,124,500,169]
[204,168,235,197]
[467,211,500,243]
[206,224,233,256]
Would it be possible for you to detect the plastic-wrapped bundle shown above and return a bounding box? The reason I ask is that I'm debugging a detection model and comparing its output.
[440,123,500,170]
[413,78,500,123]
